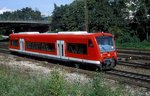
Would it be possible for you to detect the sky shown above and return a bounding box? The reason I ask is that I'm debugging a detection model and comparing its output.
[0,0,74,16]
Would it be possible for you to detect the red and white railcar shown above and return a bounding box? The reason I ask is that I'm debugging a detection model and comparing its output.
[9,31,117,69]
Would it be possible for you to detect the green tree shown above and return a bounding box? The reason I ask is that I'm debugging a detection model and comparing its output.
[128,0,150,41]
[51,1,85,31]
[51,0,149,41]
[51,0,127,35]
[0,7,42,21]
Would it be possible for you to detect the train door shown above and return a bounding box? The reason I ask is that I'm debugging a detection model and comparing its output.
[57,40,65,59]
[19,39,25,51]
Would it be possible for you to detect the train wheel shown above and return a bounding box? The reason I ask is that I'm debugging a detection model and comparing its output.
[96,64,102,71]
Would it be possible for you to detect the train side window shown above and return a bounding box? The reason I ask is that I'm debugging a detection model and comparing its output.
[11,40,19,47]
[88,39,94,47]
[26,42,55,52]
[67,43,87,54]
[46,43,55,51]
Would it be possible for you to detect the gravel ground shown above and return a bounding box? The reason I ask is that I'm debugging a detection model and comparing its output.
[0,53,150,96]
[0,53,90,83]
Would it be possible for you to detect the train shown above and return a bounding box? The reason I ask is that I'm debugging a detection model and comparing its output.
[9,31,117,70]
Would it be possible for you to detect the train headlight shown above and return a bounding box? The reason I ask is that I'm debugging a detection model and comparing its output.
[101,54,103,57]
[114,52,117,57]
[108,53,110,57]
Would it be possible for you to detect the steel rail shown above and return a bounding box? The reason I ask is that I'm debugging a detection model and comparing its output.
[118,53,150,60]
[0,48,10,54]
[118,61,150,69]
[106,69,150,83]
[117,49,150,56]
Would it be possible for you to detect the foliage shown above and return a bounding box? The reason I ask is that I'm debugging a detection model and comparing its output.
[117,32,140,43]
[51,1,85,31]
[48,70,68,96]
[0,28,7,35]
[0,7,42,21]
[128,0,150,41]
[51,0,127,32]
[0,0,149,45]
[0,65,126,96]
[51,0,150,41]
[116,33,150,50]
[117,40,150,50]
[0,66,50,96]
[0,7,44,35]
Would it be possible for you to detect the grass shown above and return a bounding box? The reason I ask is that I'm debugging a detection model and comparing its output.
[116,40,150,50]
[0,65,127,96]
[0,66,51,96]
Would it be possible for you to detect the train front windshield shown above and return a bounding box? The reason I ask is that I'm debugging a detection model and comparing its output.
[96,36,115,52]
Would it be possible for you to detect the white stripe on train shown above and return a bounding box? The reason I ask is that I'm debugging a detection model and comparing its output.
[9,48,101,65]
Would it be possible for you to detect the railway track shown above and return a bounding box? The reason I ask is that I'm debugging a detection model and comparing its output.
[0,42,9,54]
[105,69,150,89]
[118,61,150,69]
[117,48,150,56]
[106,69,150,83]
[0,41,9,49]
[118,53,150,60]
[0,48,10,54]
[117,49,150,60]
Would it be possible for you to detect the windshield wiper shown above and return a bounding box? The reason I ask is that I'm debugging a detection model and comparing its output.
[101,46,106,52]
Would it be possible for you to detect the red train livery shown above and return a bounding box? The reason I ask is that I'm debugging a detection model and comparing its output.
[9,31,117,69]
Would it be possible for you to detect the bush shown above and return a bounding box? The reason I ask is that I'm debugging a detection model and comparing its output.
[117,32,140,44]
[0,66,51,96]
[48,70,68,96]
[0,66,126,96]
[116,39,150,49]
[116,32,150,50]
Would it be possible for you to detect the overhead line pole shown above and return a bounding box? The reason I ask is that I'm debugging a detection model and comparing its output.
[84,0,89,32]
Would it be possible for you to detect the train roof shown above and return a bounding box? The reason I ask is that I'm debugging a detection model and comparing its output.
[9,31,113,39]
